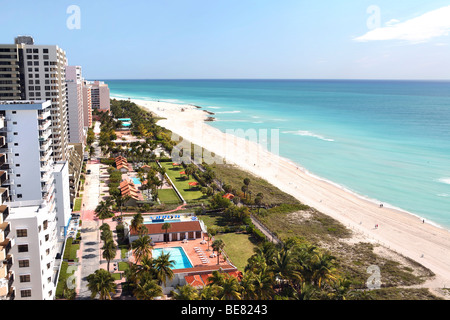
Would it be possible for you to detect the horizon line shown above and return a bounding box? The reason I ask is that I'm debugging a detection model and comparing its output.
[91,78,450,82]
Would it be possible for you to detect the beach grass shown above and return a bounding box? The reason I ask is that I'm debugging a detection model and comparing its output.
[210,163,301,206]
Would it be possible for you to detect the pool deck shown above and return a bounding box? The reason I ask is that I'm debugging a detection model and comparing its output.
[152,238,236,274]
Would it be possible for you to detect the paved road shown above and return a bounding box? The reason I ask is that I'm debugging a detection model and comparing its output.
[76,124,102,299]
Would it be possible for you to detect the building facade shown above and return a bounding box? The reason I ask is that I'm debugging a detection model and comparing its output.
[65,66,85,144]
[0,100,70,300]
[86,80,110,112]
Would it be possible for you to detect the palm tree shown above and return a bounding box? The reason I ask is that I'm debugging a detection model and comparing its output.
[113,193,131,219]
[153,251,175,286]
[251,267,275,300]
[130,212,144,235]
[311,252,338,289]
[133,279,163,300]
[86,269,117,300]
[211,239,225,265]
[272,248,302,290]
[95,200,113,223]
[161,222,171,243]
[102,239,117,272]
[218,274,242,300]
[132,235,153,263]
[239,272,257,300]
[172,284,199,300]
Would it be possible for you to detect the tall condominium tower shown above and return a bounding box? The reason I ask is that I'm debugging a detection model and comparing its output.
[0,116,13,300]
[86,80,110,112]
[82,80,92,128]
[15,37,69,162]
[0,100,71,300]
[0,36,83,204]
[65,66,85,144]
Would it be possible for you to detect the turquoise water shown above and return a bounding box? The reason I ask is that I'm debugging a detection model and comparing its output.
[106,80,450,228]
[132,177,142,185]
[152,247,193,269]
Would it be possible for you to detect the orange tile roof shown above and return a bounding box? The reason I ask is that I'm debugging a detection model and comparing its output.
[184,275,205,288]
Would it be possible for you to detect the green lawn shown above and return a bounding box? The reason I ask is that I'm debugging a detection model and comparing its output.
[158,188,182,204]
[160,162,206,203]
[73,198,82,211]
[215,233,257,271]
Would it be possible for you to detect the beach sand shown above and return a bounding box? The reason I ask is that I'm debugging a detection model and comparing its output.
[118,97,450,289]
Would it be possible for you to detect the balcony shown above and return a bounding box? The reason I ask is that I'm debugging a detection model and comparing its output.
[0,206,9,223]
[38,119,51,132]
[0,154,5,167]
[0,188,9,204]
[0,222,9,242]
[0,136,5,147]
[0,171,6,185]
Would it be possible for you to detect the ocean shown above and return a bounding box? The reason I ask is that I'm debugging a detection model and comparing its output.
[104,79,450,228]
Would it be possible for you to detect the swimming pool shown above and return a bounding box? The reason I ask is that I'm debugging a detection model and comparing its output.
[132,177,141,185]
[152,247,193,269]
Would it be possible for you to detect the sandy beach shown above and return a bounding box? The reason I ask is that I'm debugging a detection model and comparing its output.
[117,96,450,289]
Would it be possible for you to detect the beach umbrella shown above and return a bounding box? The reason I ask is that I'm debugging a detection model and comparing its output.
[188,181,198,189]
[179,171,186,176]
[173,163,181,166]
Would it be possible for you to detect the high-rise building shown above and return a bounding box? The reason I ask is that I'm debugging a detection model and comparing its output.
[0,115,13,300]
[0,43,26,101]
[65,66,85,144]
[82,80,92,128]
[1,36,83,207]
[87,80,110,112]
[0,100,71,300]
[15,36,69,162]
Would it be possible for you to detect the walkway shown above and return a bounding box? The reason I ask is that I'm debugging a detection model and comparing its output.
[76,122,102,299]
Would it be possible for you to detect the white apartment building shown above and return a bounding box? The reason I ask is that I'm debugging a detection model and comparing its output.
[18,40,69,162]
[0,115,14,300]
[0,100,70,300]
[65,66,85,144]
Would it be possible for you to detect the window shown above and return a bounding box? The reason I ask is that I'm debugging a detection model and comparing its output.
[33,49,38,53]
[45,234,49,241]
[20,290,32,298]
[13,132,18,136]
[20,274,31,283]
[17,229,28,237]
[43,49,48,53]
[14,153,19,156]
[17,184,21,187]
[17,194,22,198]
[18,244,29,252]
[13,122,17,125]
[18,260,30,268]
[12,111,16,114]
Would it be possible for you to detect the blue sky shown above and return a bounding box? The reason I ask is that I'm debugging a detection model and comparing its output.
[1,0,450,79]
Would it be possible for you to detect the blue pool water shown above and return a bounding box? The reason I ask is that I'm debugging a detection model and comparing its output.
[152,247,193,269]
[132,177,142,185]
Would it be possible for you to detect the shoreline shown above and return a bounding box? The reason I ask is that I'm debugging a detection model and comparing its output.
[111,95,450,287]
